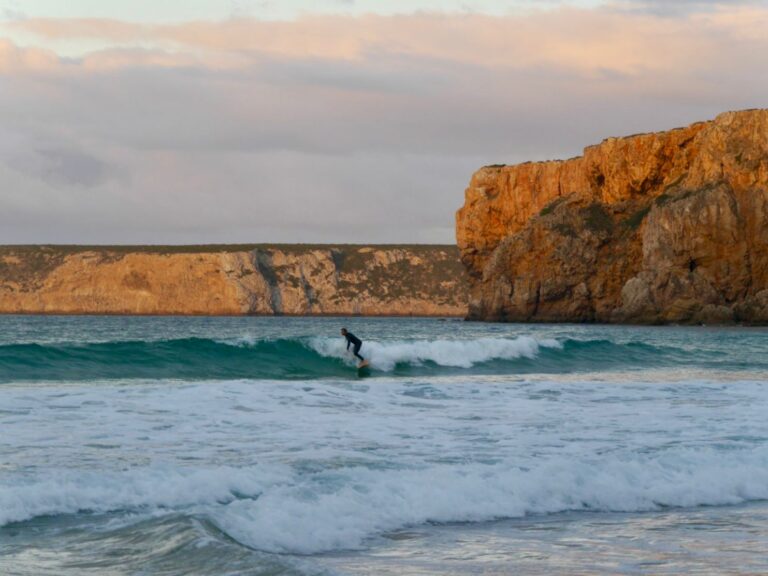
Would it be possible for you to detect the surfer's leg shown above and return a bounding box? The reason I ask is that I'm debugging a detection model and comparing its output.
[353,343,364,361]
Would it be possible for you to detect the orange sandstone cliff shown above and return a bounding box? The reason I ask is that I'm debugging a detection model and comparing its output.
[456,110,768,324]
[0,245,466,316]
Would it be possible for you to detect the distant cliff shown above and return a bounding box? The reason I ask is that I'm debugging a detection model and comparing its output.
[456,110,768,324]
[0,245,466,316]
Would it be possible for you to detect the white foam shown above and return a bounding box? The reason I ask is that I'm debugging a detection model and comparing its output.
[4,448,768,554]
[308,336,562,370]
[0,466,289,527]
[4,370,768,555]
[211,447,768,553]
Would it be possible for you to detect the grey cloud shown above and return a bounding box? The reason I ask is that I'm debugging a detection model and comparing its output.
[0,148,471,244]
[1,135,117,188]
[611,0,763,15]
[3,53,698,160]
[31,148,111,187]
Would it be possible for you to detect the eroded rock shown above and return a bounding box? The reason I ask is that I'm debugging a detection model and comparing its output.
[0,245,467,316]
[456,109,768,324]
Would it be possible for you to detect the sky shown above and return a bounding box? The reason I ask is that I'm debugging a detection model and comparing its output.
[1,0,767,244]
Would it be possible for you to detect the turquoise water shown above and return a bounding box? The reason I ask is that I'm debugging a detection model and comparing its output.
[1,316,767,574]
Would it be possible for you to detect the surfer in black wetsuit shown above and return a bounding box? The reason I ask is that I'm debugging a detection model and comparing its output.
[341,328,364,362]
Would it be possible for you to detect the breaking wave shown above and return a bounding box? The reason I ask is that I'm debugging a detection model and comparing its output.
[4,446,768,554]
[0,335,716,381]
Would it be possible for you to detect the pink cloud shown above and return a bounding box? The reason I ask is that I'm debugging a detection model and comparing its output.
[5,7,767,76]
[0,39,59,72]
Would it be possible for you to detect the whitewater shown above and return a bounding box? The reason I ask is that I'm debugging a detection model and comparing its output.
[1,316,767,575]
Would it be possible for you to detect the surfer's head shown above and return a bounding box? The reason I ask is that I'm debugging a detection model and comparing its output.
[341,328,348,335]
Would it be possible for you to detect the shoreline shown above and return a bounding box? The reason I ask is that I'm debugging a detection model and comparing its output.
[3,313,768,328]
[0,311,467,318]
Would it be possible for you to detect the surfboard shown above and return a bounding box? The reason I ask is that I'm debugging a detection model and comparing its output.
[357,359,370,369]
[357,359,371,376]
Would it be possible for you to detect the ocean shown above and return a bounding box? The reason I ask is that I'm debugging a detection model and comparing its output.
[1,315,767,575]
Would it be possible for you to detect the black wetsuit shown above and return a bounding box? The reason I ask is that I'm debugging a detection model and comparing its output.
[345,332,364,361]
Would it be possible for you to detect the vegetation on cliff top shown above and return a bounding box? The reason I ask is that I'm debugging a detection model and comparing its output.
[0,244,467,316]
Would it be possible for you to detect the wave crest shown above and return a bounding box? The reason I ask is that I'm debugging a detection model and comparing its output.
[5,447,768,553]
[0,335,693,381]
[308,335,562,370]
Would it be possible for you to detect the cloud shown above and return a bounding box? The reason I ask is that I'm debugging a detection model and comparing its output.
[0,7,767,244]
[0,38,58,71]
[610,0,764,16]
[6,8,755,72]
[16,147,111,187]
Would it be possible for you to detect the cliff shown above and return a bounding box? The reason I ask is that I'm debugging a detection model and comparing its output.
[0,245,467,316]
[456,110,768,324]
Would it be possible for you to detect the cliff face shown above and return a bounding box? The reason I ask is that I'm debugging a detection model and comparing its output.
[456,110,768,324]
[0,245,467,316]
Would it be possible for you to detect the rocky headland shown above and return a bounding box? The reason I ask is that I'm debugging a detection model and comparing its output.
[0,245,466,316]
[456,109,768,324]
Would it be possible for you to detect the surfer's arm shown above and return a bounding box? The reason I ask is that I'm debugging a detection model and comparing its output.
[346,338,350,350]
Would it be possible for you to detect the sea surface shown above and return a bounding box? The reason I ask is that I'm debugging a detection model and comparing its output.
[1,315,767,575]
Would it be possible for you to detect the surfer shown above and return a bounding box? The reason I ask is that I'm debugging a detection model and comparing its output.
[341,328,365,363]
